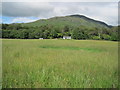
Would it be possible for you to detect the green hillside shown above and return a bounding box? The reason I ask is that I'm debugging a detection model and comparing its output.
[2,14,118,41]
[22,14,110,29]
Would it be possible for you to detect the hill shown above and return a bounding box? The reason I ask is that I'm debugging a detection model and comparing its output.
[22,14,111,29]
[1,14,118,41]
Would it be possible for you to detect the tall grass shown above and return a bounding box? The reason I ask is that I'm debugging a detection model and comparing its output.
[2,39,118,88]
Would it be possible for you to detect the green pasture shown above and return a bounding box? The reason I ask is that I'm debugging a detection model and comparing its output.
[2,39,118,88]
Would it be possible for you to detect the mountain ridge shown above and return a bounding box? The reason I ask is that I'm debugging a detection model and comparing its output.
[23,14,112,29]
[68,14,111,27]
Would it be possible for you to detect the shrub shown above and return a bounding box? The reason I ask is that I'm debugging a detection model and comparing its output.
[101,34,111,40]
[92,36,101,40]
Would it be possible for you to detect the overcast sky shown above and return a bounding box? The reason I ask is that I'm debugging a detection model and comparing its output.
[1,1,118,26]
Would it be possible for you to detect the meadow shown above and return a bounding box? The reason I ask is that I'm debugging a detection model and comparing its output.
[2,39,118,88]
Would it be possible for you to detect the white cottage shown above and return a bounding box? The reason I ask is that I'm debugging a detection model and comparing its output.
[63,36,71,39]
[39,38,43,40]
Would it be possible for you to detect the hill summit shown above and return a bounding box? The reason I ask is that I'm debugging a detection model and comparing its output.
[23,14,111,29]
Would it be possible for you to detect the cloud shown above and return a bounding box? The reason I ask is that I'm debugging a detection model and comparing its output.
[0,18,2,23]
[2,2,118,25]
[2,2,54,17]
[2,0,119,2]
[11,17,39,23]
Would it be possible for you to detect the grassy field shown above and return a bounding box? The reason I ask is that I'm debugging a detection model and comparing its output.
[2,39,118,88]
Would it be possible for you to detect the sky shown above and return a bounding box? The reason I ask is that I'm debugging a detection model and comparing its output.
[1,0,119,26]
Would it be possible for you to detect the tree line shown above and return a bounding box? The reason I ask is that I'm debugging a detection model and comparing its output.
[1,23,119,41]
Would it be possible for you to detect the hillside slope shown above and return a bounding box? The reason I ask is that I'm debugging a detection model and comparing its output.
[22,14,111,29]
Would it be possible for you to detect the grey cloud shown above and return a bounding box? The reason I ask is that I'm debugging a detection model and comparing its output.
[2,2,54,17]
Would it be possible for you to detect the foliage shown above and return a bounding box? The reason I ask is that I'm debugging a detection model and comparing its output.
[1,15,119,41]
[101,34,111,40]
[92,36,101,40]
